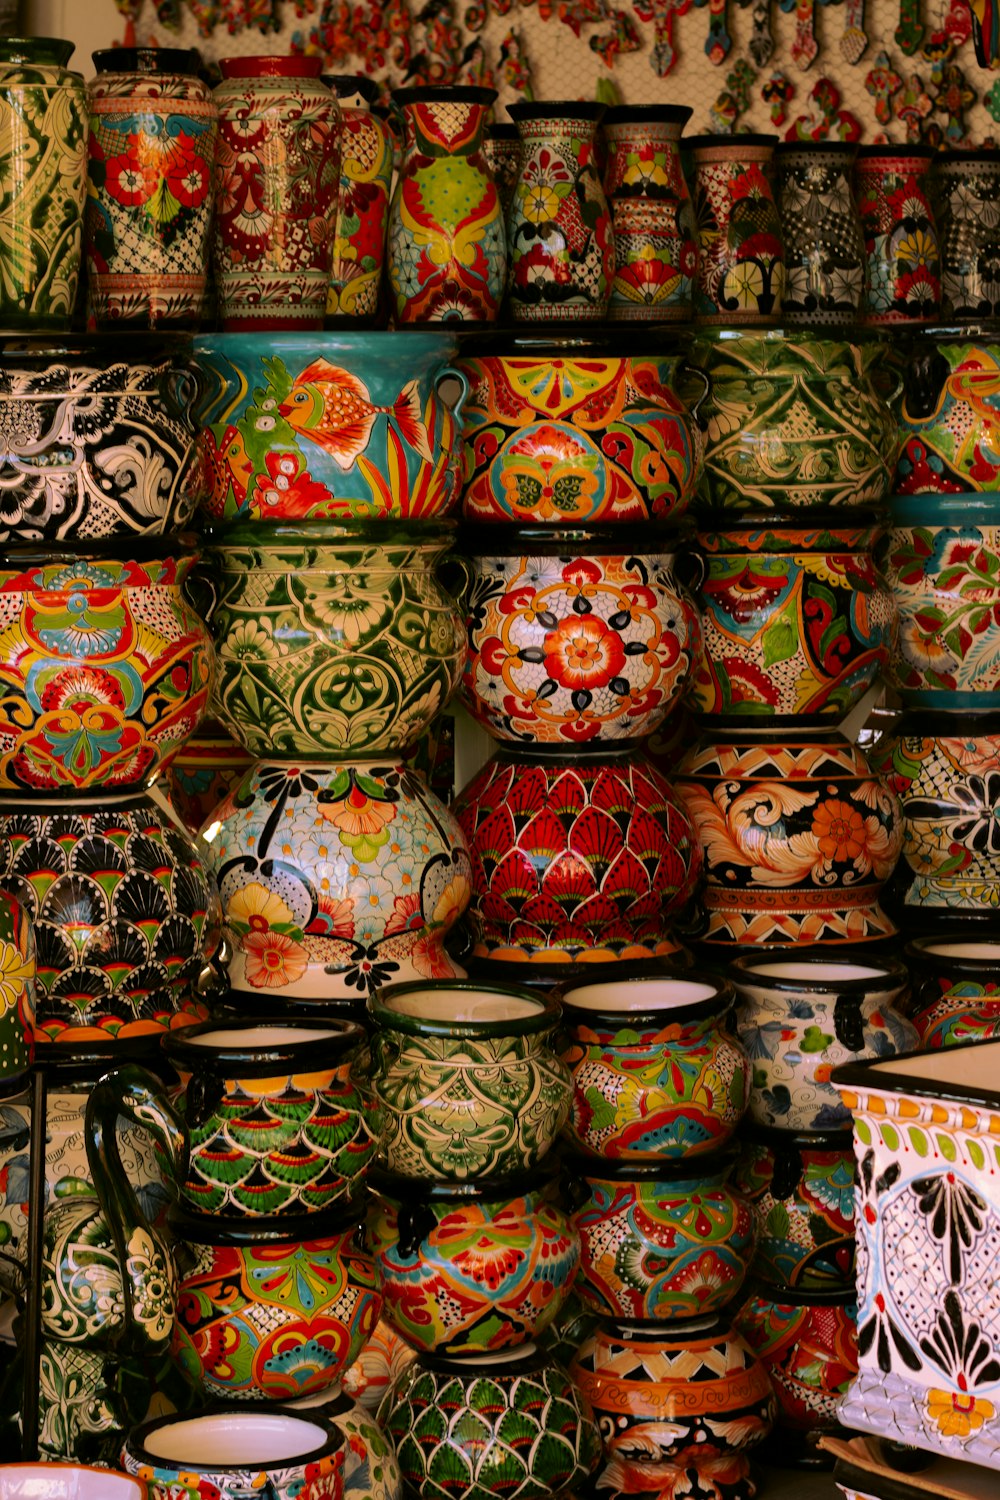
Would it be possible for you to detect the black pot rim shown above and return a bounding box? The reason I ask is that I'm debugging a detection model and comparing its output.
[322,73,380,104]
[686,132,777,151]
[602,104,692,127]
[729,951,910,994]
[774,140,858,157]
[832,1454,942,1500]
[370,1158,560,1201]
[903,933,1000,970]
[125,1404,344,1473]
[455,326,691,360]
[369,978,562,1038]
[455,523,683,556]
[487,122,519,140]
[92,46,198,73]
[162,1015,365,1072]
[832,1034,1000,1108]
[393,85,496,107]
[553,962,735,1024]
[507,100,605,122]
[168,1199,365,1244]
[407,1341,552,1376]
[855,143,935,160]
[743,1280,858,1308]
[563,1144,738,1183]
[736,1119,856,1151]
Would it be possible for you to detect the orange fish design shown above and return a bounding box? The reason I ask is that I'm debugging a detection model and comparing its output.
[278,360,432,469]
[201,423,253,507]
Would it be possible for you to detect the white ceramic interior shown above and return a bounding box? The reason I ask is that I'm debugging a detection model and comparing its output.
[0,1466,144,1500]
[382,989,541,1023]
[184,1025,337,1048]
[922,942,1000,961]
[744,963,887,982]
[864,1041,1000,1092]
[142,1412,330,1466]
[563,979,719,1012]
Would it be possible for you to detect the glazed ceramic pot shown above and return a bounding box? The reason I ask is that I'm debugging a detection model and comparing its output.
[555,969,750,1162]
[905,935,1000,1048]
[775,142,865,326]
[212,56,341,330]
[456,529,699,745]
[734,1125,855,1292]
[484,124,521,217]
[676,729,903,948]
[0,887,33,1096]
[85,48,217,328]
[379,1344,603,1500]
[507,101,614,323]
[833,1040,1000,1465]
[368,1162,579,1355]
[730,954,916,1133]
[203,522,464,758]
[895,332,1000,497]
[366,981,571,1181]
[172,1201,381,1402]
[873,714,1000,919]
[689,518,896,721]
[689,329,899,517]
[287,1383,403,1500]
[199,759,470,1000]
[602,105,697,323]
[123,1407,346,1500]
[734,1286,858,1444]
[0,334,202,545]
[688,134,785,325]
[193,330,465,526]
[162,1018,376,1217]
[454,747,700,972]
[0,1467,143,1500]
[159,717,254,834]
[568,1152,753,1321]
[456,335,704,527]
[386,86,505,324]
[0,37,87,327]
[341,1316,418,1413]
[324,75,393,324]
[932,151,1000,323]
[0,791,217,1051]
[855,147,940,325]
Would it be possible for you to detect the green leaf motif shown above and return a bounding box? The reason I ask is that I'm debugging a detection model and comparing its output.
[765,1202,790,1238]
[762,611,799,667]
[800,1025,834,1053]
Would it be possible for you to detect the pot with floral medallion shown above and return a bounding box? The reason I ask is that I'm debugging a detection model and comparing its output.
[324,75,393,326]
[732,1124,856,1291]
[904,934,1000,1048]
[854,146,940,325]
[602,105,697,323]
[688,134,785,325]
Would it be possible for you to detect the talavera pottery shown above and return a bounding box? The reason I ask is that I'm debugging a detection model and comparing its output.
[854,147,940,325]
[775,142,865,326]
[688,329,898,517]
[905,935,1000,1049]
[689,519,896,721]
[456,335,704,527]
[172,1201,381,1402]
[340,1316,418,1413]
[0,1466,144,1499]
[0,335,201,544]
[730,954,916,1132]
[159,716,254,835]
[0,793,217,1051]
[200,759,470,1000]
[554,970,750,1161]
[675,729,903,948]
[0,889,33,1096]
[162,1018,376,1216]
[324,76,394,324]
[123,1406,346,1500]
[379,1343,602,1500]
[932,153,1000,323]
[688,134,786,325]
[834,1040,1000,1466]
[456,529,699,746]
[193,331,466,526]
[732,1123,856,1291]
[368,1162,579,1355]
[366,981,571,1181]
[453,748,700,972]
[287,1381,403,1500]
[568,1152,753,1321]
[894,333,1000,495]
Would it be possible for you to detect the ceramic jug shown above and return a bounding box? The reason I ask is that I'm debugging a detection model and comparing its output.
[602,104,696,323]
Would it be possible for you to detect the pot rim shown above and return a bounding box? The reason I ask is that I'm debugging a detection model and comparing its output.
[217,54,325,79]
[322,73,380,104]
[729,951,909,994]
[193,328,461,359]
[741,1281,858,1308]
[205,518,458,551]
[774,140,858,158]
[0,540,199,571]
[832,1035,1000,1108]
[92,46,199,74]
[161,1016,365,1072]
[564,1145,738,1183]
[686,132,777,151]
[168,1199,365,1244]
[507,100,605,123]
[831,1455,942,1500]
[392,84,496,107]
[455,328,691,360]
[553,964,735,1024]
[855,143,935,160]
[0,1464,144,1498]
[125,1405,344,1473]
[369,979,561,1038]
[370,1158,560,1201]
[455,524,681,557]
[404,1340,553,1376]
[736,1119,855,1151]
[903,933,1000,971]
[602,104,692,127]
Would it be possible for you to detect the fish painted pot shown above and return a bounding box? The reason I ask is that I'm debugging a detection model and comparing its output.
[554,969,750,1162]
[932,152,1000,324]
[732,1124,856,1291]
[675,730,904,949]
[689,329,899,517]
[730,954,917,1133]
[193,331,466,527]
[379,1344,603,1500]
[162,1018,376,1218]
[689,519,896,722]
[734,1286,858,1443]
[894,333,1000,495]
[855,147,940,325]
[456,337,704,528]
[325,75,393,325]
[367,1163,579,1355]
[288,1383,403,1500]
[199,759,470,1001]
[366,981,571,1182]
[0,549,214,793]
[172,1202,381,1402]
[688,134,786,325]
[0,887,34,1096]
[0,791,217,1052]
[203,522,465,758]
[122,1407,347,1500]
[454,748,700,972]
[905,934,1000,1049]
[456,531,700,746]
[567,1152,754,1321]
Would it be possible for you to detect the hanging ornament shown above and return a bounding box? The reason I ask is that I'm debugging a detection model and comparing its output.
[841,0,869,62]
[748,0,775,65]
[942,0,971,44]
[465,0,488,28]
[895,0,924,55]
[865,49,903,123]
[786,75,862,138]
[498,28,534,96]
[590,8,642,63]
[557,0,607,31]
[635,0,696,75]
[928,59,976,140]
[762,69,795,124]
[706,0,734,63]
[791,0,819,68]
[894,71,933,139]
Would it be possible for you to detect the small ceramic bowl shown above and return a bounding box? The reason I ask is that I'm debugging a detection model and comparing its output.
[0,1466,144,1499]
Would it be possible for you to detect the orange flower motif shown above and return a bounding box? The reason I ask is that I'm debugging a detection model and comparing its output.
[543,615,626,691]
[243,929,308,989]
[926,1388,994,1438]
[812,799,869,862]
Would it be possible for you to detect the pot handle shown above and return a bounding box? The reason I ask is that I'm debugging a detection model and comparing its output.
[436,365,470,433]
[186,560,219,625]
[900,348,948,421]
[675,361,710,426]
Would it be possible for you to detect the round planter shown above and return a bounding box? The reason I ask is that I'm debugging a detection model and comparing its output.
[732,1124,856,1291]
[688,134,785,325]
[734,1285,859,1438]
[895,332,1000,494]
[905,934,1000,1048]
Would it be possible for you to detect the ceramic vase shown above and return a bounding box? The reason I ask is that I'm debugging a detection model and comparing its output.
[689,329,899,517]
[734,1286,858,1451]
[288,1383,404,1500]
[378,1344,603,1500]
[506,101,614,323]
[688,134,785,325]
[483,123,521,217]
[730,954,916,1133]
[85,48,217,328]
[456,530,699,746]
[894,332,1000,495]
[732,1124,856,1291]
[456,336,704,527]
[0,887,33,1095]
[854,147,940,325]
[212,56,341,330]
[689,518,895,722]
[905,934,1000,1049]
[324,75,393,325]
[675,729,904,949]
[932,151,1000,324]
[199,758,470,1001]
[602,105,697,323]
[340,1316,418,1412]
[366,980,571,1181]
[453,748,700,972]
[386,86,505,325]
[775,142,865,325]
[159,717,253,834]
[0,37,87,327]
[555,969,750,1162]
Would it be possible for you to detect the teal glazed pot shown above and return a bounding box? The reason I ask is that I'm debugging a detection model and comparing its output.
[905,934,1000,1048]
[193,331,467,526]
[895,332,1000,494]
[366,981,572,1182]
